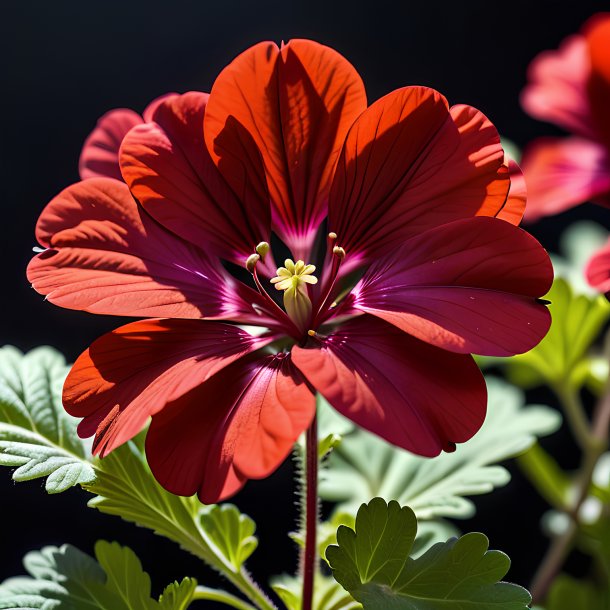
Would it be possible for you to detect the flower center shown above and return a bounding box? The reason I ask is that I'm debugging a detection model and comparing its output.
[270,259,318,330]
[244,236,346,339]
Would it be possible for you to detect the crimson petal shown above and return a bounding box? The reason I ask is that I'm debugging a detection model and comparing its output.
[79,109,143,180]
[292,316,486,457]
[64,319,271,456]
[204,39,367,260]
[328,89,511,265]
[522,137,610,221]
[349,217,552,356]
[146,353,315,503]
[27,178,270,323]
[521,34,596,139]
[120,92,271,265]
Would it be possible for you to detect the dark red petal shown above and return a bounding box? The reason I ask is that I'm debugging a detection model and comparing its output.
[522,137,610,222]
[292,316,486,457]
[120,92,271,264]
[64,319,271,455]
[27,178,270,323]
[204,39,367,260]
[79,109,144,180]
[350,217,552,356]
[521,34,596,138]
[328,90,510,264]
[146,353,315,503]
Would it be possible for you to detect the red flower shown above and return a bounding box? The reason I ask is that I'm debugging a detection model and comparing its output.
[520,13,610,292]
[27,40,552,502]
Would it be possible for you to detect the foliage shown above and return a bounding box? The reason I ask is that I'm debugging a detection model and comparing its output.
[502,279,610,391]
[320,377,560,518]
[326,498,530,609]
[272,575,361,610]
[0,542,197,609]
[0,346,95,493]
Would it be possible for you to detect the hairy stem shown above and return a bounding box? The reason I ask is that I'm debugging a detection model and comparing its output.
[302,414,318,610]
[531,386,610,603]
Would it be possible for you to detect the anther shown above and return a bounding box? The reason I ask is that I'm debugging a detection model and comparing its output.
[307,329,317,337]
[332,246,346,260]
[255,241,270,260]
[246,253,260,273]
[328,232,337,241]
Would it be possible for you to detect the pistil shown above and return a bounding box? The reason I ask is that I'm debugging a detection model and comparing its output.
[270,259,318,332]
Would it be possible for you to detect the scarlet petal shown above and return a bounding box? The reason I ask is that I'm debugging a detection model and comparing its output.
[79,109,144,180]
[292,316,486,457]
[146,354,315,503]
[521,137,610,221]
[204,39,367,260]
[585,14,610,147]
[586,238,610,293]
[501,157,527,225]
[521,35,596,138]
[64,320,271,456]
[349,217,552,356]
[328,90,510,263]
[27,178,266,322]
[120,92,271,264]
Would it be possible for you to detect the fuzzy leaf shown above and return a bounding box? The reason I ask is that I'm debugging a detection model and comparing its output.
[504,279,610,391]
[87,436,258,575]
[199,504,258,570]
[0,542,197,609]
[158,579,197,610]
[272,574,361,610]
[326,498,531,609]
[0,346,95,493]
[320,377,560,518]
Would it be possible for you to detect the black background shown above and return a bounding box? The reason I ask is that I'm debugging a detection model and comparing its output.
[2,0,610,604]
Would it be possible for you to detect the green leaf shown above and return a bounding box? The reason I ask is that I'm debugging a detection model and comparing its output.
[0,542,197,610]
[272,574,361,610]
[552,221,608,296]
[158,579,198,610]
[87,436,257,575]
[545,574,609,610]
[517,444,571,511]
[504,279,610,391]
[200,504,258,570]
[0,346,96,493]
[320,377,560,518]
[326,498,530,609]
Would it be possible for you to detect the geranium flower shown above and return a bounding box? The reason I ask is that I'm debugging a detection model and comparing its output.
[520,13,610,292]
[27,39,552,503]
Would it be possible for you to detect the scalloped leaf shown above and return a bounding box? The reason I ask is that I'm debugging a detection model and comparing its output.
[320,377,560,518]
[0,346,95,493]
[272,574,361,610]
[0,542,197,609]
[87,436,259,577]
[200,504,258,570]
[504,278,610,391]
[326,498,531,609]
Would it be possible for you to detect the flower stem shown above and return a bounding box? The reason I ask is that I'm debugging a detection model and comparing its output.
[531,385,610,603]
[302,414,318,610]
[191,585,257,610]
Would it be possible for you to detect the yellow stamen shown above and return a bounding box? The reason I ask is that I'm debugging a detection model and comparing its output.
[270,258,318,330]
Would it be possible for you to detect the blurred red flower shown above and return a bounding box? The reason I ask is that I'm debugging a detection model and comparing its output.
[521,13,610,292]
[28,40,552,502]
